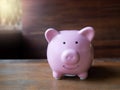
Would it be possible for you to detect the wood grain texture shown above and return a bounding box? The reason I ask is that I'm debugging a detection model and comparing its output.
[0,59,119,90]
[21,0,120,58]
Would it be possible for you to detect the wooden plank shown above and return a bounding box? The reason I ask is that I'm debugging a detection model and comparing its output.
[22,0,120,58]
[0,59,119,90]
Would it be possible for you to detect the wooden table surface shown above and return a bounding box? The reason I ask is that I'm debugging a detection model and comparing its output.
[0,59,120,90]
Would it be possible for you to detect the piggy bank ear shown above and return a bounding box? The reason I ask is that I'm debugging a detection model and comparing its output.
[79,26,95,42]
[45,28,59,42]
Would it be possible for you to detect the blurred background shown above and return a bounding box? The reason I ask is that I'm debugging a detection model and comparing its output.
[0,0,120,59]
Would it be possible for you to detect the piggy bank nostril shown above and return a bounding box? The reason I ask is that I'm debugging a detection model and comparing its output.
[66,55,73,60]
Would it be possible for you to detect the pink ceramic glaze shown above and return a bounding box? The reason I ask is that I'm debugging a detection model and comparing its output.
[45,26,95,80]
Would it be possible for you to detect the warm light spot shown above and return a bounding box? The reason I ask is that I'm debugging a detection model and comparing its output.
[0,0,22,30]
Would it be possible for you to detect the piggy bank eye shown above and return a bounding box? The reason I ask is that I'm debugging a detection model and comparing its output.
[63,42,66,44]
[75,41,78,44]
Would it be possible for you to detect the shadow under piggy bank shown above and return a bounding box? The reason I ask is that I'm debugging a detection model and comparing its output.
[88,66,120,81]
[62,66,120,81]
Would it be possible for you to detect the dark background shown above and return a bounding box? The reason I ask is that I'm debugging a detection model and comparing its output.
[0,0,120,59]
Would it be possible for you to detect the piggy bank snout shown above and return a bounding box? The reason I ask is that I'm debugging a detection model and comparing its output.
[61,49,80,65]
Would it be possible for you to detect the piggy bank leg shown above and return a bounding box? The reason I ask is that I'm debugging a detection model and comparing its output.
[53,71,62,80]
[78,72,88,80]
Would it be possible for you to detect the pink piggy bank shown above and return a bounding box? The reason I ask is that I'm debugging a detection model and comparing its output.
[45,26,95,80]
